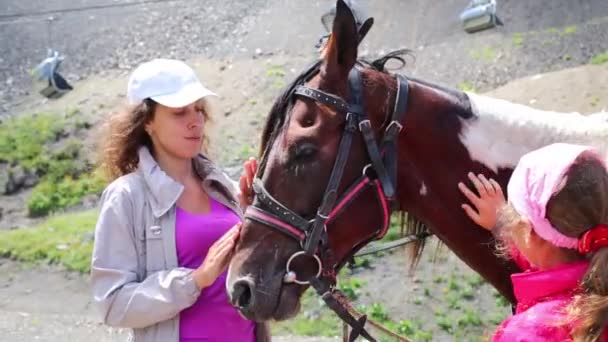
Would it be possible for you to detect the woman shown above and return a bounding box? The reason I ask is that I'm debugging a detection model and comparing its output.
[458,143,608,341]
[91,58,267,341]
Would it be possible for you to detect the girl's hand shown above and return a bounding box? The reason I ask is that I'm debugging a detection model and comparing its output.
[193,224,241,289]
[458,172,506,231]
[238,158,257,209]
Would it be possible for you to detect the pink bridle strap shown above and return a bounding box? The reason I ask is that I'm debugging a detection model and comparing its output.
[326,176,391,239]
[245,206,306,241]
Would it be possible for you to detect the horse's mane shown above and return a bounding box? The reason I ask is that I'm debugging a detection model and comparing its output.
[259,49,431,269]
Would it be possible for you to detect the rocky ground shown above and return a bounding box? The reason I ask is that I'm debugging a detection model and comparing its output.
[1,0,608,341]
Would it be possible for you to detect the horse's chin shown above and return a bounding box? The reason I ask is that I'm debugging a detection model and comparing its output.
[272,283,303,320]
[237,282,303,322]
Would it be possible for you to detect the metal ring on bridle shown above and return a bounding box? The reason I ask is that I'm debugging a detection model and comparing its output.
[284,251,323,285]
[362,163,373,177]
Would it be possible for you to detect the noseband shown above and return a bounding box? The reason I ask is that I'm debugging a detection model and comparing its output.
[245,64,409,341]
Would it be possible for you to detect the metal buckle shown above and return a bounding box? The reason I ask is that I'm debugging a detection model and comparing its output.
[358,119,371,132]
[385,120,403,134]
[283,251,323,285]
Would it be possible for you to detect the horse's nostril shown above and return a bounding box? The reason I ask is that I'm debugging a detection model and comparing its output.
[232,280,254,309]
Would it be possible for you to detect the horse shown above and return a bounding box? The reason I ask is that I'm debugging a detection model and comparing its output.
[227,0,608,338]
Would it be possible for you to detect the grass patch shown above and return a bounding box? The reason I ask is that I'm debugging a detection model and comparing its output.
[458,309,483,328]
[237,144,257,161]
[0,210,98,273]
[0,112,104,217]
[379,214,405,242]
[511,33,524,46]
[469,46,497,62]
[561,25,577,36]
[266,64,286,78]
[590,50,608,65]
[338,277,365,300]
[272,287,341,337]
[493,290,510,308]
[0,112,65,170]
[27,172,105,217]
[266,64,287,89]
[458,81,477,93]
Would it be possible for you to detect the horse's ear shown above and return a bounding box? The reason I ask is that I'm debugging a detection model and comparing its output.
[321,0,358,79]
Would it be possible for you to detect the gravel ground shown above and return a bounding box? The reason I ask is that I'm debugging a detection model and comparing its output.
[2,0,607,118]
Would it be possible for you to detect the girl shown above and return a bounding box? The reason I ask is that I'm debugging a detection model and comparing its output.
[90,58,266,341]
[458,143,608,341]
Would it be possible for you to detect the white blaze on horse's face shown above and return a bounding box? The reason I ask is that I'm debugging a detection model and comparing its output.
[459,92,608,172]
[419,182,427,196]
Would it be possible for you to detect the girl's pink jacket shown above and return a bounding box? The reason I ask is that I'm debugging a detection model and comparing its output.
[493,253,605,341]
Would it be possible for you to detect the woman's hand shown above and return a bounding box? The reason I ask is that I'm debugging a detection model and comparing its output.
[458,172,506,231]
[192,224,241,289]
[238,158,257,209]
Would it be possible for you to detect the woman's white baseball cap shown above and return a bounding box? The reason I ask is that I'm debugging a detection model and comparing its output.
[127,58,216,108]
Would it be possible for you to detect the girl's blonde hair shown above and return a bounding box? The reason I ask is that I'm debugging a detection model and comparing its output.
[494,156,608,341]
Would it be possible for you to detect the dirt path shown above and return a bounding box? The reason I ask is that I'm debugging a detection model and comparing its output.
[0,258,339,341]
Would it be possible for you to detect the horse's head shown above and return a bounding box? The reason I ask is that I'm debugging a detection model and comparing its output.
[227,0,403,321]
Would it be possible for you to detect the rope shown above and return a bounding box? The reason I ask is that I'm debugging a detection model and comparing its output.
[354,232,432,257]
[334,290,414,342]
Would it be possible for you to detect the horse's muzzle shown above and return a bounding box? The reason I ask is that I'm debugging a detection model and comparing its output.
[229,278,256,311]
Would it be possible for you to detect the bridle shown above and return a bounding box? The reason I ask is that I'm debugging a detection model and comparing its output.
[244,61,411,341]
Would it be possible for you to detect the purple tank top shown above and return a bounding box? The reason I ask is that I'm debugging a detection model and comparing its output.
[175,198,255,342]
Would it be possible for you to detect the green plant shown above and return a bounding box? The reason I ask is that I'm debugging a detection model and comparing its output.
[460,285,475,300]
[237,144,256,161]
[458,81,477,93]
[512,33,524,46]
[350,256,371,269]
[466,274,485,288]
[369,303,390,322]
[447,276,460,291]
[436,315,454,333]
[266,64,286,78]
[469,46,497,62]
[561,25,577,35]
[0,210,98,272]
[338,278,365,300]
[590,50,608,65]
[0,112,65,170]
[379,214,404,242]
[27,171,105,217]
[447,292,461,310]
[493,291,510,308]
[458,309,482,327]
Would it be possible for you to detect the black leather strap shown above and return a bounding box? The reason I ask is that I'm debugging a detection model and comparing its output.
[295,85,349,112]
[303,70,362,254]
[382,74,408,202]
[310,277,376,342]
[359,118,395,198]
[251,178,311,232]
